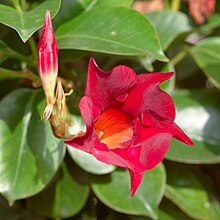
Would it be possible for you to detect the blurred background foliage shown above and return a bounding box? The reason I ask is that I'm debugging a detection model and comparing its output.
[0,0,220,219]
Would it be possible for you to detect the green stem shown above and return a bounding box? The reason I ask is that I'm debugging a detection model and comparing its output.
[28,36,38,60]
[20,0,28,11]
[10,0,22,12]
[0,67,40,82]
[171,50,186,66]
[1,51,32,63]
[171,0,181,11]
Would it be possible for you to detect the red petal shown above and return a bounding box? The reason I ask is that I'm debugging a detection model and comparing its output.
[129,170,144,196]
[85,58,137,111]
[139,133,172,170]
[90,146,129,168]
[169,123,194,146]
[134,120,172,170]
[133,119,193,170]
[122,72,175,128]
[65,96,100,152]
[38,10,58,76]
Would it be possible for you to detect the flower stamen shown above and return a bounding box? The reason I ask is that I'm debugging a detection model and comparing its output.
[94,108,133,149]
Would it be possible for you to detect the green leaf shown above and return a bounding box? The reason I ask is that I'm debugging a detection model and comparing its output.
[94,0,133,8]
[68,146,116,175]
[27,161,90,219]
[145,11,192,50]
[91,164,166,220]
[159,198,194,220]
[166,89,220,164]
[0,89,65,203]
[56,7,167,61]
[200,14,220,32]
[53,0,88,29]
[165,163,211,220]
[0,0,61,42]
[59,49,87,62]
[190,37,220,89]
[76,0,133,11]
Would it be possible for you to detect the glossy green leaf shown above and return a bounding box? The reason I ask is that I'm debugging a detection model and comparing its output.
[68,146,116,175]
[53,0,87,29]
[200,14,220,32]
[165,163,211,220]
[94,0,133,8]
[166,89,220,163]
[56,7,167,61]
[54,0,133,31]
[27,161,90,219]
[145,11,192,50]
[190,37,220,88]
[0,89,65,203]
[73,0,133,11]
[0,0,61,42]
[59,49,87,62]
[91,164,166,220]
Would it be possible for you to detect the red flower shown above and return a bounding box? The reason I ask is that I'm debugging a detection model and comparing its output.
[65,59,193,196]
[188,0,216,24]
[38,10,58,119]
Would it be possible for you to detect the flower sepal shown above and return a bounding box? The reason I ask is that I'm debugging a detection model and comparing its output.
[50,80,73,139]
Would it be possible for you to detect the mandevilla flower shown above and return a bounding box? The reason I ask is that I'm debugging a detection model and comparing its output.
[65,59,193,196]
[188,0,216,24]
[38,10,58,120]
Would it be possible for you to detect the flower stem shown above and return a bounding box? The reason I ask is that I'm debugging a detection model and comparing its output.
[20,0,28,11]
[10,0,22,12]
[28,36,38,60]
[0,51,32,63]
[171,0,181,11]
[171,50,187,66]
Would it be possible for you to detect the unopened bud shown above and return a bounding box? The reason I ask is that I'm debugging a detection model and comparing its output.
[38,10,58,119]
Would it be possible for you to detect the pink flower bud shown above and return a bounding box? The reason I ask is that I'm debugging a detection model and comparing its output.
[38,10,58,119]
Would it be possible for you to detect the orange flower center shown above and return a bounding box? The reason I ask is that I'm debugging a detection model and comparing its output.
[94,108,133,149]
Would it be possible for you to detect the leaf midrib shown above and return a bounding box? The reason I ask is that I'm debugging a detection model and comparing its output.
[193,46,220,60]
[57,34,149,55]
[12,93,35,190]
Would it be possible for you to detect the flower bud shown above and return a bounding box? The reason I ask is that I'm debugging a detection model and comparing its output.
[38,10,58,119]
[50,80,72,138]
